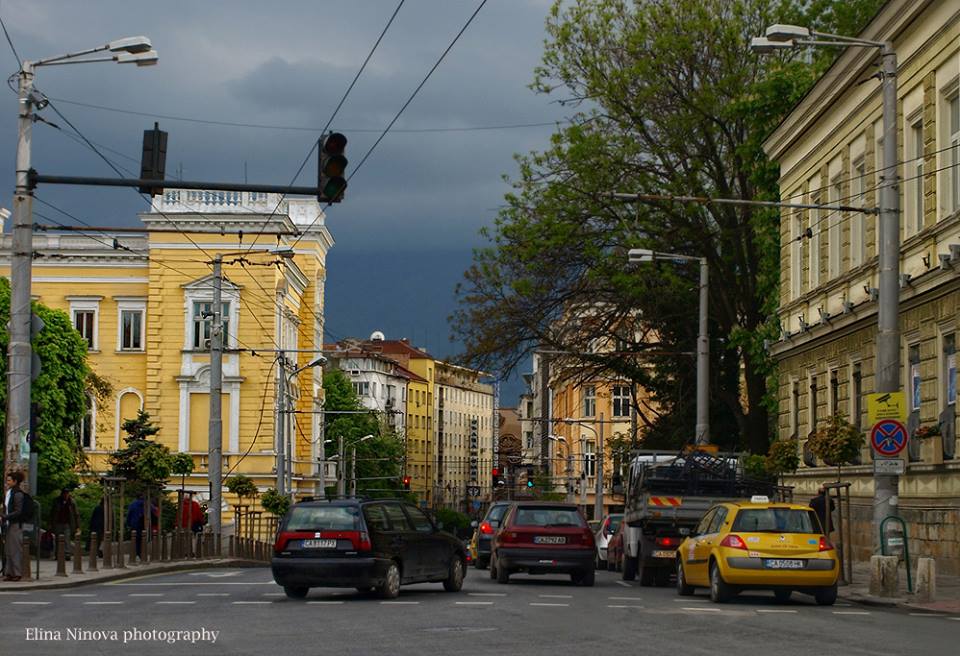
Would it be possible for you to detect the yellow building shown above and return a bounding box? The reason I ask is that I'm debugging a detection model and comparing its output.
[764,0,960,573]
[0,190,333,520]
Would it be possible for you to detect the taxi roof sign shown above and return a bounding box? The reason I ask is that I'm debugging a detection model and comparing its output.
[750,495,770,504]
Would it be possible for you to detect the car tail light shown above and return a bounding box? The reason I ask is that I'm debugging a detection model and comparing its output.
[719,534,748,550]
[818,536,834,552]
[357,531,372,552]
[499,531,520,545]
[480,521,495,535]
[274,531,295,553]
[656,537,679,547]
[582,529,595,546]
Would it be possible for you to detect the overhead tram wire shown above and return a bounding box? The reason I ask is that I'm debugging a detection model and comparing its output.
[244,0,406,254]
[0,14,22,68]
[292,0,490,249]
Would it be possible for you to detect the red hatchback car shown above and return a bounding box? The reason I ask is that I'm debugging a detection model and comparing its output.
[490,502,596,586]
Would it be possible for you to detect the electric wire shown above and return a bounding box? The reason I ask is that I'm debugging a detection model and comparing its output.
[221,356,278,480]
[0,13,21,68]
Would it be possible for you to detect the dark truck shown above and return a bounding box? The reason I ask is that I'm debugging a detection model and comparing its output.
[620,449,786,586]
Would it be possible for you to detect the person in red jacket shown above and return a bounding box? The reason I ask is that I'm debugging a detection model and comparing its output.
[176,492,206,533]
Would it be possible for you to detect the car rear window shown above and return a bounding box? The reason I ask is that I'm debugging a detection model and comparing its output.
[487,504,510,526]
[513,507,585,528]
[607,516,622,533]
[286,505,362,531]
[731,508,820,534]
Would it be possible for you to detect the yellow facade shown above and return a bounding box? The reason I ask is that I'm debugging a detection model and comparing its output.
[0,191,333,522]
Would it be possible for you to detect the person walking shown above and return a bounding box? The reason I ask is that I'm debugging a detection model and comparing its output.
[125,494,158,561]
[2,471,27,581]
[51,488,80,559]
[809,484,835,534]
[176,492,206,534]
[87,498,104,557]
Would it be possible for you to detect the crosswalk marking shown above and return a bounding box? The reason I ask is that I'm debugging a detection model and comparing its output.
[156,601,195,605]
[468,593,506,597]
[529,602,569,607]
[607,605,645,609]
[307,601,344,605]
[380,601,419,605]
[197,593,230,597]
[538,594,572,599]
[233,601,271,605]
[673,598,709,602]
[756,609,798,613]
[129,593,163,597]
[682,607,722,612]
[84,601,123,605]
[608,596,644,600]
[833,611,870,615]
[456,601,494,605]
[11,601,50,605]
[61,593,96,597]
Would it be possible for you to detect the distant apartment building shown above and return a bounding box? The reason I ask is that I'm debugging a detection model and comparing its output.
[764,0,960,573]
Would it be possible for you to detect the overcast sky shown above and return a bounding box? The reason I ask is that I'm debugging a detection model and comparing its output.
[0,0,568,399]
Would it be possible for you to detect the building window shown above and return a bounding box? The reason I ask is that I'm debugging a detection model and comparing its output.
[909,116,924,234]
[583,440,596,477]
[612,385,630,418]
[945,334,957,407]
[74,310,96,349]
[352,381,370,397]
[828,177,841,278]
[808,199,821,289]
[75,394,95,450]
[950,94,960,213]
[525,431,534,449]
[909,344,921,412]
[582,386,596,417]
[852,363,863,431]
[525,400,533,418]
[119,308,144,351]
[850,157,866,267]
[791,380,800,438]
[809,375,818,434]
[791,210,803,299]
[829,369,839,416]
[192,301,229,349]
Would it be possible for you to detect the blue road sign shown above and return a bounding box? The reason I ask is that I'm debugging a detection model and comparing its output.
[871,419,908,457]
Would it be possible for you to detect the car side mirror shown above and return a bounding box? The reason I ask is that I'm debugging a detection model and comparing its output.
[470,520,478,528]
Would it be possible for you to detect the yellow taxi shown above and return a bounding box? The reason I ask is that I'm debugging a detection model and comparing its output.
[675,496,839,605]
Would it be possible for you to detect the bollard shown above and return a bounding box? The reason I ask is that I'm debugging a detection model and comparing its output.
[229,534,235,558]
[88,533,98,572]
[869,555,899,597]
[73,533,84,574]
[21,535,32,580]
[55,535,68,577]
[161,532,168,561]
[102,531,113,569]
[117,540,126,569]
[916,557,937,602]
[152,532,160,562]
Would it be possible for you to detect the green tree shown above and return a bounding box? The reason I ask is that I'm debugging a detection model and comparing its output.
[0,278,93,494]
[260,488,290,517]
[452,0,884,454]
[170,452,194,495]
[807,414,863,480]
[109,410,172,495]
[225,474,259,506]
[322,369,405,497]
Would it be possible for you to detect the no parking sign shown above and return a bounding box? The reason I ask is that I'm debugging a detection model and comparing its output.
[870,418,908,457]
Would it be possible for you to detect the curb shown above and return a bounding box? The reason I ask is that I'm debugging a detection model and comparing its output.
[0,559,266,592]
[840,592,902,608]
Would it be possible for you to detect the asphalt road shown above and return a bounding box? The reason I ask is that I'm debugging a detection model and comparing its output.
[0,566,956,656]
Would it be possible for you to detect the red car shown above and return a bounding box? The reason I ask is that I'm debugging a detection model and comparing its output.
[490,502,596,586]
[606,520,625,572]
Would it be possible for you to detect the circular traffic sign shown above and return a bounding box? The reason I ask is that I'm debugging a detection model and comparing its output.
[870,419,908,456]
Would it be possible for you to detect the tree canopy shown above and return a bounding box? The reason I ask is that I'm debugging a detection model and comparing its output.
[452,0,884,454]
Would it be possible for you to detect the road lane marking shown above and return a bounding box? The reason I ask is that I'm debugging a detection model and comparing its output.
[468,593,506,597]
[262,593,285,597]
[456,601,494,605]
[11,601,50,605]
[908,613,945,617]
[673,598,709,602]
[833,610,870,615]
[307,601,344,605]
[607,605,645,609]
[756,609,798,613]
[61,593,97,597]
[529,603,569,607]
[608,596,644,601]
[84,601,124,605]
[233,601,271,605]
[157,601,196,605]
[948,618,960,621]
[0,591,30,595]
[129,593,164,597]
[538,594,572,599]
[615,581,633,587]
[834,602,852,607]
[112,581,275,586]
[197,593,230,597]
[381,601,420,605]
[682,607,722,612]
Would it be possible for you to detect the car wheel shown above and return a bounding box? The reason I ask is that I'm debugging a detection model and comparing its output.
[774,589,792,603]
[709,561,733,603]
[676,560,694,596]
[814,584,838,606]
[489,555,498,580]
[572,568,595,587]
[443,556,465,592]
[378,562,401,599]
[496,560,510,584]
[622,555,638,581]
[283,586,308,599]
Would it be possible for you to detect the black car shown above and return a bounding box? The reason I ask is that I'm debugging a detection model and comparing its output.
[471,501,513,569]
[271,499,467,599]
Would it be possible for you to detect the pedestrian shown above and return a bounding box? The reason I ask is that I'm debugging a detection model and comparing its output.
[176,492,205,533]
[2,471,27,581]
[125,494,149,560]
[809,484,835,534]
[87,498,104,557]
[51,487,80,559]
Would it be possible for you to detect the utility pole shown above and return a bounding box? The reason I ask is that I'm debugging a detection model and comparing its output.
[874,43,901,546]
[539,352,551,477]
[208,255,223,539]
[695,257,709,445]
[275,351,286,495]
[594,412,605,520]
[337,434,345,497]
[350,446,357,497]
[316,409,326,499]
[4,62,35,483]
[566,452,573,504]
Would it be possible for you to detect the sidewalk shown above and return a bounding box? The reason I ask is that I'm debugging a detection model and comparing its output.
[839,560,960,613]
[0,556,261,591]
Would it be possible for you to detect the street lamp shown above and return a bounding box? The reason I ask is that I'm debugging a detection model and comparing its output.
[628,249,709,446]
[280,355,327,496]
[4,37,158,490]
[751,23,900,551]
[349,434,375,497]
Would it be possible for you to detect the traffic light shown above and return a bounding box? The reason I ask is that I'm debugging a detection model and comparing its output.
[139,122,167,196]
[402,476,411,491]
[526,465,535,489]
[491,468,502,487]
[318,132,348,202]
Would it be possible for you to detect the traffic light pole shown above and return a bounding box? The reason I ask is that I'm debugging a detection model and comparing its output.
[208,255,223,540]
[4,62,35,484]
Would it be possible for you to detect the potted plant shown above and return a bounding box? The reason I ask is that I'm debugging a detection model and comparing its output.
[807,414,864,482]
[765,438,801,489]
[913,423,943,465]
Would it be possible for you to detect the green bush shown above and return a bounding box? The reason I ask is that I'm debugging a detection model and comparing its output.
[808,414,863,467]
[435,508,471,536]
[260,488,290,517]
[765,439,800,477]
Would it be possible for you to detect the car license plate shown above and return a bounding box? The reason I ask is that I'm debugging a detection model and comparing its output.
[533,536,566,544]
[652,549,675,559]
[764,559,804,569]
[302,539,337,549]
